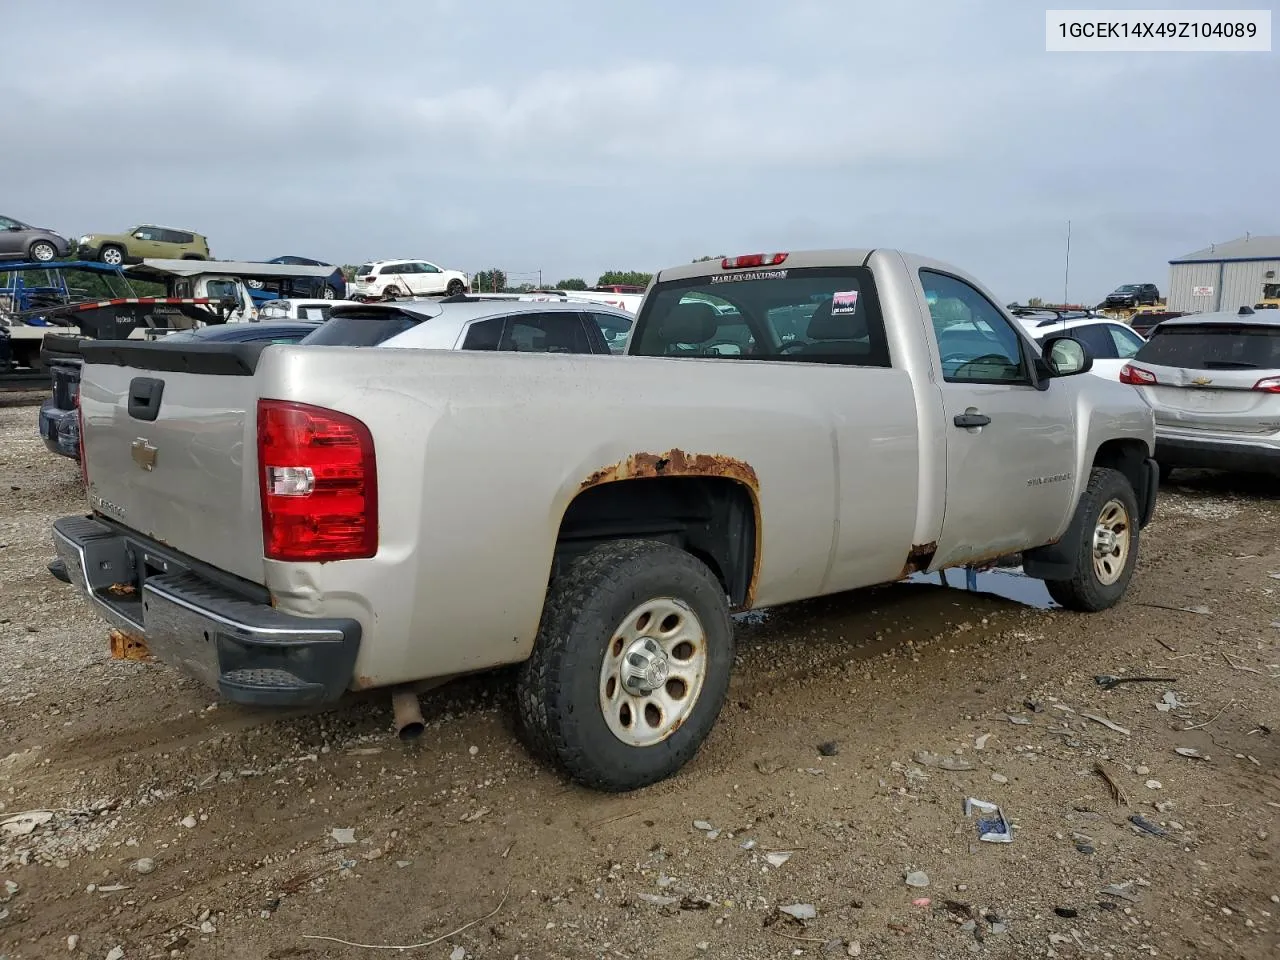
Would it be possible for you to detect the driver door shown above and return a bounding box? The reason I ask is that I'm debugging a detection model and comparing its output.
[922,269,1078,570]
[418,261,446,294]
[131,228,164,259]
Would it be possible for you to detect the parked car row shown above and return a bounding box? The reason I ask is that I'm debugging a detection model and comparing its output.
[1,211,473,306]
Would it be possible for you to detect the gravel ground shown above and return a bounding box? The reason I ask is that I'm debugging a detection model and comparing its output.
[1,400,1277,960]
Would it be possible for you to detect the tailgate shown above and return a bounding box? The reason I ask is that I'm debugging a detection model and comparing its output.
[78,340,268,585]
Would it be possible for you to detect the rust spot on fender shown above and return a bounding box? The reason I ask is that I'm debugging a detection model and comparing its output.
[579,449,759,492]
[579,450,762,610]
[351,674,379,691]
[108,627,150,661]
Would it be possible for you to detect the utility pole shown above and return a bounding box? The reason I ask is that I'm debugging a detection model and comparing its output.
[1063,220,1072,306]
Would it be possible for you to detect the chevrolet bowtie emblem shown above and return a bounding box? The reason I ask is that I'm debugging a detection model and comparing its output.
[131,437,158,471]
[1190,376,1213,386]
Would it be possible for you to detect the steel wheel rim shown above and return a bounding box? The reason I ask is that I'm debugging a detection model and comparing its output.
[102,248,122,265]
[32,243,54,261]
[599,597,708,747]
[1091,498,1131,586]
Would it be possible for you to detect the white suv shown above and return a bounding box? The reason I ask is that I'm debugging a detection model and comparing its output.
[349,260,470,300]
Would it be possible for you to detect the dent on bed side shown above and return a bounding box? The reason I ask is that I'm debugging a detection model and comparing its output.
[576,449,763,608]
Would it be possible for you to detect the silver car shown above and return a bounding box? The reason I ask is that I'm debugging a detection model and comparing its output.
[1121,308,1280,478]
[0,213,71,262]
[304,296,632,354]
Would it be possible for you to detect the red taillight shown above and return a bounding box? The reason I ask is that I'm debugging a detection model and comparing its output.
[721,253,788,270]
[257,400,378,561]
[1119,364,1158,385]
[1254,376,1280,393]
[76,392,87,486]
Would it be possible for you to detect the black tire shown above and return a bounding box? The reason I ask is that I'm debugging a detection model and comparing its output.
[99,245,125,266]
[29,240,57,262]
[1043,467,1140,612]
[323,286,337,300]
[446,279,465,297]
[181,253,206,261]
[382,285,403,300]
[516,539,734,792]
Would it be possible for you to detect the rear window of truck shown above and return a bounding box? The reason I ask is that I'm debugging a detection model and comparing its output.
[1135,325,1280,370]
[630,266,889,366]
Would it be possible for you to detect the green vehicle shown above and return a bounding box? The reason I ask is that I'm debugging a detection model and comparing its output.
[77,225,211,266]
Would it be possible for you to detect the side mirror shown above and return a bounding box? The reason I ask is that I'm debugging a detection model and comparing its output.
[1041,335,1093,377]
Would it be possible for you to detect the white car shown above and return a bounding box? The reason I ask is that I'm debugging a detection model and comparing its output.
[1011,311,1146,381]
[348,260,470,300]
[256,298,360,322]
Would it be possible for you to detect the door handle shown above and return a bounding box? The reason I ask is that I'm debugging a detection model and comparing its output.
[953,412,991,428]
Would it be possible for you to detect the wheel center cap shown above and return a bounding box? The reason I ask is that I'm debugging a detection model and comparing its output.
[1094,527,1117,555]
[621,638,670,695]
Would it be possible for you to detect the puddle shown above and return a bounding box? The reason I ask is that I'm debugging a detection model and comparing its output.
[907,567,1058,610]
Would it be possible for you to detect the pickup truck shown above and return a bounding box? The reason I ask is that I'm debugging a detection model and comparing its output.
[53,248,1159,792]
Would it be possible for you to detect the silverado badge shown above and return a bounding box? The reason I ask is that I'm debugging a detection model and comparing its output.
[131,437,158,471]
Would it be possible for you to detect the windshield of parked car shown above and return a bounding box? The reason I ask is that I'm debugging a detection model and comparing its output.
[1135,324,1280,370]
[1115,285,1139,293]
[630,266,889,365]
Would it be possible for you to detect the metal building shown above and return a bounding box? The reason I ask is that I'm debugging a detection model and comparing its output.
[1167,235,1280,313]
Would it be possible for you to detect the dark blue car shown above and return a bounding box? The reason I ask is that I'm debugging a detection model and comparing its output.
[38,322,320,459]
[245,256,346,302]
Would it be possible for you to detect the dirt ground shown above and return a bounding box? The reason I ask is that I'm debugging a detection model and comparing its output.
[1,399,1277,960]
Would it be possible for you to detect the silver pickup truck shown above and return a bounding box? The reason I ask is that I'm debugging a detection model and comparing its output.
[54,248,1158,791]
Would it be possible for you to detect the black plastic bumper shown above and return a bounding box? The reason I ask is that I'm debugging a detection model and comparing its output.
[52,515,362,706]
[1156,438,1280,476]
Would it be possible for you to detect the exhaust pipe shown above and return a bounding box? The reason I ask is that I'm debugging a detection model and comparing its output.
[391,688,425,741]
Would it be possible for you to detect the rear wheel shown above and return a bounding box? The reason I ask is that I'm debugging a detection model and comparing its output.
[29,241,56,262]
[99,245,124,266]
[517,540,734,792]
[382,285,403,300]
[323,286,337,300]
[1043,467,1139,612]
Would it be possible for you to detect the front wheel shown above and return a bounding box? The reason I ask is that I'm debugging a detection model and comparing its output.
[29,241,56,262]
[446,278,465,297]
[517,540,734,792]
[1043,467,1140,612]
[99,245,124,266]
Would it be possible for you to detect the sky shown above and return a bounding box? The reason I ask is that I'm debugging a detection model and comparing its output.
[1,0,1273,303]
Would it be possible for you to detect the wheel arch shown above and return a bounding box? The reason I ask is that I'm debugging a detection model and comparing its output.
[554,451,762,609]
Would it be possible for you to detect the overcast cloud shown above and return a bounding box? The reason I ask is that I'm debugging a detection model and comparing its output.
[2,0,1273,301]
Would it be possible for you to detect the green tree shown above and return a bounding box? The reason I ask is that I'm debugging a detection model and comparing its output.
[473,268,507,293]
[555,277,588,290]
[1027,297,1044,308]
[596,270,652,288]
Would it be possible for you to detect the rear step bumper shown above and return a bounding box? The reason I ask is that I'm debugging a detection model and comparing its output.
[53,515,361,707]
